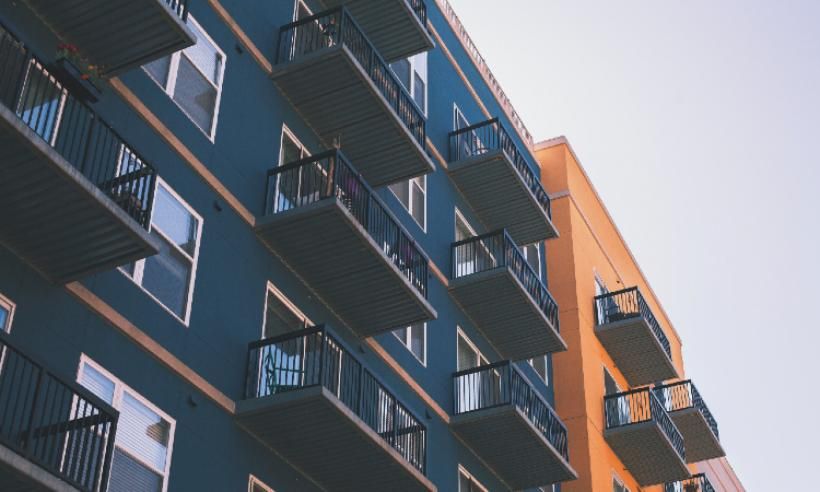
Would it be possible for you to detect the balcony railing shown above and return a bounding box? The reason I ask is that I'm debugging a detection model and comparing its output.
[452,229,559,330]
[654,380,719,439]
[276,7,426,146]
[407,0,428,29]
[0,23,157,228]
[665,474,715,492]
[604,388,685,461]
[165,0,190,21]
[245,325,427,474]
[0,331,118,492]
[265,150,429,299]
[453,361,568,460]
[449,118,552,219]
[595,287,671,359]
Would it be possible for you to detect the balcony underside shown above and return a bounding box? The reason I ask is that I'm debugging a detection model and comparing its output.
[450,268,566,360]
[272,46,434,187]
[448,151,558,245]
[0,105,159,284]
[319,0,434,62]
[669,408,725,463]
[256,198,435,337]
[23,0,195,76]
[0,442,79,492]
[237,386,435,492]
[605,422,690,486]
[452,406,577,489]
[595,317,678,386]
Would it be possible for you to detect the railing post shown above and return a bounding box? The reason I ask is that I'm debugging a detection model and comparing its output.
[98,416,117,492]
[21,366,45,458]
[392,397,399,446]
[318,327,326,388]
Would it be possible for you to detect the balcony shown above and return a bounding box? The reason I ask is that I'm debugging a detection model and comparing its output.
[0,331,118,492]
[236,325,435,492]
[255,150,436,337]
[665,473,715,492]
[318,0,433,62]
[604,388,690,486]
[22,0,195,76]
[448,118,558,245]
[594,287,678,386]
[0,25,160,283]
[272,7,434,187]
[451,361,577,489]
[449,230,565,360]
[654,381,724,462]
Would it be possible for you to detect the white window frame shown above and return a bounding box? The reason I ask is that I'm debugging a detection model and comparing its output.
[249,475,275,492]
[454,104,469,131]
[279,125,310,166]
[391,54,428,115]
[458,465,489,492]
[292,0,312,20]
[612,472,631,492]
[144,15,226,142]
[393,323,426,366]
[77,355,176,492]
[0,293,15,333]
[389,175,427,232]
[454,208,477,240]
[120,177,203,326]
[456,327,488,371]
[261,281,312,339]
[522,243,542,280]
[528,355,549,386]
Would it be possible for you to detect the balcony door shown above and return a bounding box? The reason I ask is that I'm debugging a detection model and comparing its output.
[456,330,499,413]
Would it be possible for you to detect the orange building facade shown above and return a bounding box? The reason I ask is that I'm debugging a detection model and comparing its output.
[535,137,744,492]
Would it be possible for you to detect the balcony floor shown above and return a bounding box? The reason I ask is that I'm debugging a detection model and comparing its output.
[0,442,79,492]
[23,0,195,76]
[595,316,678,386]
[272,45,434,187]
[605,421,691,486]
[448,150,558,245]
[237,386,435,492]
[450,268,566,360]
[0,105,159,283]
[319,0,434,62]
[452,405,577,489]
[256,198,436,337]
[669,408,725,463]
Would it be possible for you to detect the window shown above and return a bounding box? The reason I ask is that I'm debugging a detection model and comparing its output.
[522,243,542,279]
[0,294,14,333]
[263,282,310,339]
[456,329,487,372]
[454,209,476,242]
[458,467,488,492]
[77,357,175,492]
[279,126,309,166]
[529,355,548,385]
[454,105,469,131]
[144,16,226,140]
[390,53,427,114]
[249,476,275,492]
[604,367,620,395]
[613,475,630,492]
[389,175,426,230]
[122,179,202,324]
[393,323,426,364]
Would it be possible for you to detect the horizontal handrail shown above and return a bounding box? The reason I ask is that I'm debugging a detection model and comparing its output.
[245,325,427,474]
[0,23,157,229]
[264,149,429,298]
[165,0,189,21]
[664,473,715,492]
[0,331,119,492]
[453,361,569,460]
[448,117,552,220]
[451,229,559,330]
[654,380,719,439]
[604,387,685,461]
[594,286,672,360]
[276,7,426,147]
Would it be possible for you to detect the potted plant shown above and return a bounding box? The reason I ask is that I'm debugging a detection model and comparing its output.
[50,43,102,103]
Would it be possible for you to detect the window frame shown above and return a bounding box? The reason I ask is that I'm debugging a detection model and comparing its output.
[279,125,310,166]
[143,15,226,142]
[456,327,488,371]
[249,475,275,492]
[77,355,176,492]
[261,281,312,339]
[120,177,203,326]
[393,322,427,366]
[388,174,427,232]
[612,472,631,492]
[522,243,542,280]
[458,465,489,492]
[0,294,15,333]
[390,53,427,115]
[454,103,469,131]
[528,355,549,386]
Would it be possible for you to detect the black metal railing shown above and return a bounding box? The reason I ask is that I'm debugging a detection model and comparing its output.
[0,24,157,229]
[276,7,426,146]
[245,325,427,473]
[265,149,429,298]
[165,0,190,22]
[451,229,559,330]
[0,331,118,492]
[449,118,552,220]
[604,387,685,461]
[453,361,569,460]
[654,380,719,439]
[407,0,428,30]
[665,474,715,492]
[594,287,672,360]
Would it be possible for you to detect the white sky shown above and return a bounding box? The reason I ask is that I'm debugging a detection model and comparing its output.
[447,1,820,489]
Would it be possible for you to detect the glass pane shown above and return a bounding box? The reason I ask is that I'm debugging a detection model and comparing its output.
[78,363,116,405]
[152,185,198,256]
[184,21,222,84]
[457,334,477,371]
[411,179,425,227]
[280,134,303,165]
[141,231,193,318]
[393,327,408,343]
[118,393,170,472]
[531,356,547,383]
[390,182,410,209]
[413,72,425,111]
[264,290,306,338]
[524,244,540,276]
[409,324,424,361]
[391,58,411,91]
[109,448,163,492]
[18,62,63,142]
[0,306,7,332]
[173,55,217,134]
[145,56,171,87]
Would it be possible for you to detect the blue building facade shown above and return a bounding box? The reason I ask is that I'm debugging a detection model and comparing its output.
[0,1,574,491]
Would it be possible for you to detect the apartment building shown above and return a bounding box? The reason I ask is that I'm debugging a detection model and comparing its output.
[0,0,577,491]
[535,138,745,492]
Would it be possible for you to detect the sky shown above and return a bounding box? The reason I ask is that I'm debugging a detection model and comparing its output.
[447,0,820,489]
